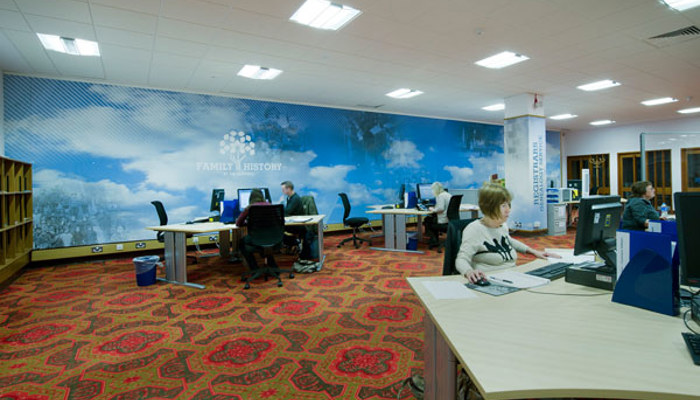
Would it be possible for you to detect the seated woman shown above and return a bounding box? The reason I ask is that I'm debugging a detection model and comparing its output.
[456,183,559,283]
[426,182,452,248]
[621,180,662,230]
[236,188,271,270]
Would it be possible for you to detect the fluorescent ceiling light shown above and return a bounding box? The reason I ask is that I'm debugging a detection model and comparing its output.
[482,103,505,111]
[549,113,578,120]
[290,0,361,30]
[37,33,100,56]
[577,79,620,91]
[386,88,423,99]
[662,0,700,11]
[237,65,283,80]
[678,107,700,114]
[475,51,529,69]
[641,97,678,106]
[590,119,615,126]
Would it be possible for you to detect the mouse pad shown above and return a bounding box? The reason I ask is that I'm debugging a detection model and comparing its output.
[465,283,520,296]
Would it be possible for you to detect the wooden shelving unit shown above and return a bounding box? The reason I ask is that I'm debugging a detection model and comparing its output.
[0,156,32,284]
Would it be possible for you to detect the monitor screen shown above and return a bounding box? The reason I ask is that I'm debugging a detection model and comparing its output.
[674,192,700,286]
[397,184,405,202]
[417,183,434,201]
[238,188,253,210]
[210,189,225,212]
[574,195,622,270]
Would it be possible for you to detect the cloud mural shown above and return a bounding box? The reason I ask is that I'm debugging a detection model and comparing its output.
[5,76,507,249]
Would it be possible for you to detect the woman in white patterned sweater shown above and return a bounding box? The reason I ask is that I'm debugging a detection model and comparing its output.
[456,183,560,283]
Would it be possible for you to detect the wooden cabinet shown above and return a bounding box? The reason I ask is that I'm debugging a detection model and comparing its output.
[0,156,32,284]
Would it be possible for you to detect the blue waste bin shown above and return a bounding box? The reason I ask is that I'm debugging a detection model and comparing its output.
[133,255,159,286]
[406,233,418,251]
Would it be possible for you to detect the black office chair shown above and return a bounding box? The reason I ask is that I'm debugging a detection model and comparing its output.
[433,194,463,253]
[442,218,476,276]
[242,204,294,289]
[150,201,197,264]
[337,193,371,249]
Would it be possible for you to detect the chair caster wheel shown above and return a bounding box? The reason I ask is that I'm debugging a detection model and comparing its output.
[337,244,342,248]
[277,281,283,287]
[289,273,295,279]
[244,283,250,290]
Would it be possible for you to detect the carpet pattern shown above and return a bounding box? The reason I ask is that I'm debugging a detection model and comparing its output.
[0,230,575,399]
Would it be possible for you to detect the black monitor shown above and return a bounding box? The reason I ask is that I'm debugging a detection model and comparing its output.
[674,192,700,287]
[238,188,271,210]
[397,184,405,203]
[417,183,434,203]
[210,189,225,213]
[573,195,622,272]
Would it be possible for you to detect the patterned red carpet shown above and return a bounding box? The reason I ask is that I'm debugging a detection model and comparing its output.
[0,230,575,400]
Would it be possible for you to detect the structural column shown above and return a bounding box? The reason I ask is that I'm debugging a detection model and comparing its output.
[504,93,546,231]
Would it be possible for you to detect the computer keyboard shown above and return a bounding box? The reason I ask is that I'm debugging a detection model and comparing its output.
[682,332,700,366]
[526,262,573,280]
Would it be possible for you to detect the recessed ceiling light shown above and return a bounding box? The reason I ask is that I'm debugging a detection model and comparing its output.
[386,88,423,99]
[641,97,678,106]
[481,103,505,111]
[590,120,616,126]
[549,113,578,120]
[237,65,283,80]
[678,107,700,114]
[577,79,620,91]
[475,51,529,69]
[37,33,100,56]
[290,0,361,30]
[661,0,700,11]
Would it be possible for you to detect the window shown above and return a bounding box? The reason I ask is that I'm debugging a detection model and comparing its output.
[567,154,610,195]
[681,148,700,192]
[617,149,672,209]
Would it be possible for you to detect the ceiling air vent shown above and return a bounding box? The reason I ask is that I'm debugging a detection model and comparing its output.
[645,25,700,47]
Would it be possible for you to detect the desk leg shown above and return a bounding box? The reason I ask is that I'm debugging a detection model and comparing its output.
[396,214,407,249]
[317,218,326,268]
[424,315,457,400]
[159,231,205,289]
[219,230,230,259]
[416,215,423,241]
[370,213,425,254]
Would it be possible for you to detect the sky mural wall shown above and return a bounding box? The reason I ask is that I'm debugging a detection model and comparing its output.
[3,75,560,249]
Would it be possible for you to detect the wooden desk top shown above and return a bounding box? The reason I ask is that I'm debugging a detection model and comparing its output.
[367,204,479,215]
[408,260,699,400]
[146,214,325,233]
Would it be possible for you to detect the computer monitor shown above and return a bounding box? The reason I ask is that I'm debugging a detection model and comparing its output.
[573,195,622,272]
[237,188,271,210]
[397,184,405,203]
[210,189,225,213]
[674,192,700,287]
[417,183,434,203]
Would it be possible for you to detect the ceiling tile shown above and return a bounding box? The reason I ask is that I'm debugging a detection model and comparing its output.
[3,29,57,74]
[15,0,91,23]
[100,43,150,84]
[154,36,208,58]
[0,0,19,11]
[91,4,158,34]
[48,51,104,78]
[156,17,214,43]
[25,14,96,39]
[94,26,154,50]
[0,10,31,31]
[89,0,161,15]
[161,0,232,27]
[0,30,31,71]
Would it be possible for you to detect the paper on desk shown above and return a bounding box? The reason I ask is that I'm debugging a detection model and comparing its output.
[487,271,550,289]
[544,248,595,264]
[422,281,478,300]
[287,216,313,223]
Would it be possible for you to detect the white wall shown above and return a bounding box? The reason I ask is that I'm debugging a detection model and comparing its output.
[562,116,700,198]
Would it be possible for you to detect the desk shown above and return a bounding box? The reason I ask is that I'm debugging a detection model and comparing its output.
[146,215,325,289]
[408,260,699,400]
[367,204,479,253]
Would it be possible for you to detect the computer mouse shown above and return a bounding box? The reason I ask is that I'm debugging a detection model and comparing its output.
[474,278,491,286]
[382,205,393,209]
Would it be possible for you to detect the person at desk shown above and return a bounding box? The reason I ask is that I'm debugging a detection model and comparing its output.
[456,183,559,283]
[621,180,663,230]
[236,189,271,271]
[426,182,451,248]
[281,180,312,261]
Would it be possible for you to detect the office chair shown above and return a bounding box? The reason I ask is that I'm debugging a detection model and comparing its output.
[337,193,371,249]
[432,194,463,253]
[241,204,294,289]
[150,201,197,264]
[442,218,476,275]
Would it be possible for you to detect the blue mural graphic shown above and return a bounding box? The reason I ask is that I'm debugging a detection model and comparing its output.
[5,76,510,249]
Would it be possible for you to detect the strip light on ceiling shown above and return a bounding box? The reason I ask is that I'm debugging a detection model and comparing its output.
[662,0,700,11]
[475,51,529,69]
[590,119,616,126]
[237,65,283,80]
[577,79,620,91]
[549,113,578,120]
[386,88,423,99]
[290,0,361,30]
[482,103,505,111]
[641,97,678,106]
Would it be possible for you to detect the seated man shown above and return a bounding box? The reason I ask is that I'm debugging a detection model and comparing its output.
[281,180,312,261]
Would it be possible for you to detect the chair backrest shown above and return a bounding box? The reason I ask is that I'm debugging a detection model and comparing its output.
[446,194,463,221]
[301,195,318,215]
[338,193,351,222]
[442,218,477,276]
[246,204,285,248]
[151,201,168,226]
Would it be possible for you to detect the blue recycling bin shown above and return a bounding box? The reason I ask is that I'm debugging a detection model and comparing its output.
[133,255,159,286]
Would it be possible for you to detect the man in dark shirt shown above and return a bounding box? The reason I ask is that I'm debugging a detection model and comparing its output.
[281,180,303,216]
